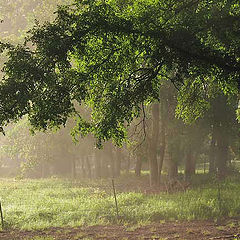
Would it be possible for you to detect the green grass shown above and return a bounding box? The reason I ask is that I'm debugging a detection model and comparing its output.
[0,177,239,230]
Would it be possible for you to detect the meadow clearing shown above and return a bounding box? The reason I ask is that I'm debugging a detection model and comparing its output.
[0,175,239,239]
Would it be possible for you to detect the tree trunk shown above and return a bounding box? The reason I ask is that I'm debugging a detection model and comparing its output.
[72,159,76,179]
[209,123,217,174]
[81,157,86,178]
[126,153,130,173]
[149,103,160,187]
[41,162,45,178]
[214,95,229,179]
[185,148,195,180]
[165,143,178,179]
[135,154,142,177]
[216,128,228,179]
[101,156,109,178]
[168,157,178,179]
[108,143,116,178]
[95,149,102,178]
[85,156,92,178]
[115,148,121,177]
[158,101,166,183]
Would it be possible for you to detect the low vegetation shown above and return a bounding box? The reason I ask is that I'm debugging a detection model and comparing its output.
[0,175,239,230]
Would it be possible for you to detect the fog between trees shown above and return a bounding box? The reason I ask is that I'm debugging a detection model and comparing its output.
[0,84,239,187]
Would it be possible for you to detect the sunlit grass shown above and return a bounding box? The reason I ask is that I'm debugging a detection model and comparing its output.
[0,177,239,230]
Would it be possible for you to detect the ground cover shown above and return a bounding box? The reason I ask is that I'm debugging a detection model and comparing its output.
[0,175,239,231]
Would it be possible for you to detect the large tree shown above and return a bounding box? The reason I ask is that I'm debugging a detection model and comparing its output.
[0,0,239,146]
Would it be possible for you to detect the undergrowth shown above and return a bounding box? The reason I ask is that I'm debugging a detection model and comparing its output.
[0,176,239,230]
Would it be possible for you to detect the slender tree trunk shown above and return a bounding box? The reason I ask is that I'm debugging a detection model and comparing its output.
[110,154,115,178]
[85,156,92,178]
[168,156,178,179]
[41,162,45,178]
[72,159,76,179]
[209,123,217,174]
[158,101,166,183]
[101,156,109,178]
[115,148,121,177]
[135,153,142,177]
[165,142,178,179]
[81,157,86,178]
[106,142,116,178]
[185,148,195,180]
[95,150,102,178]
[149,103,160,187]
[214,95,229,179]
[126,153,130,173]
[216,128,228,179]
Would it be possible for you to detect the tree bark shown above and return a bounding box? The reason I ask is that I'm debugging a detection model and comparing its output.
[209,123,217,174]
[126,153,130,173]
[95,149,102,178]
[185,148,195,180]
[168,156,178,179]
[213,95,229,179]
[101,156,109,178]
[72,159,76,179]
[115,148,121,177]
[41,162,45,178]
[106,142,116,178]
[81,157,86,178]
[149,103,160,187]
[158,101,166,183]
[85,156,92,179]
[216,127,228,178]
[135,153,142,177]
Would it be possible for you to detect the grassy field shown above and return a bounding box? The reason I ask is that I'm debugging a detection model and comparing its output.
[0,175,239,230]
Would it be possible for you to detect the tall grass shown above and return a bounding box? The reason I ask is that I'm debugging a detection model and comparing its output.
[0,177,239,230]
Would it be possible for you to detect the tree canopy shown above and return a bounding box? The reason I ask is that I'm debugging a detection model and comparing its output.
[0,0,239,145]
